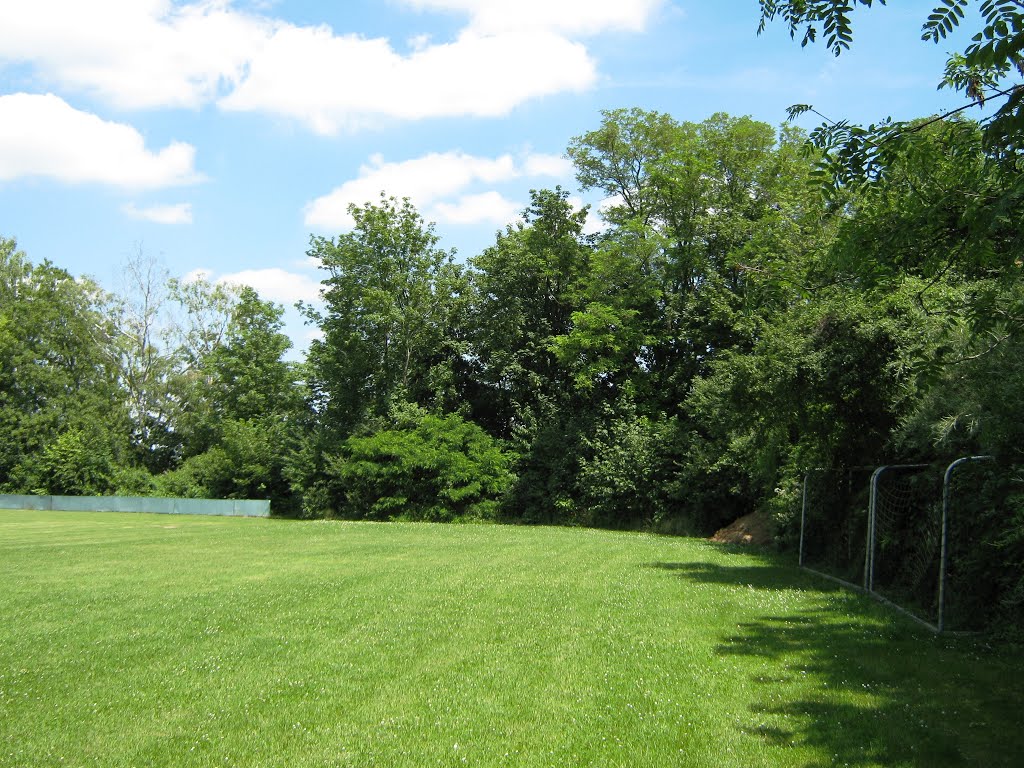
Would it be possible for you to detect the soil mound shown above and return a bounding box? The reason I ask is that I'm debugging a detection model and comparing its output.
[710,510,774,547]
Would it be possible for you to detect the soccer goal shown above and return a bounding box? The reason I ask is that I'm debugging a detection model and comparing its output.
[800,457,996,633]
[799,466,875,585]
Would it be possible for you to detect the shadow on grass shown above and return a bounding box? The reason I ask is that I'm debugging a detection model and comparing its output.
[647,560,812,591]
[654,559,1024,767]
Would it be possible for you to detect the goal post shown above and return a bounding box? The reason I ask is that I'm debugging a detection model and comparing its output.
[937,455,995,633]
[799,466,875,588]
[865,464,939,628]
[800,457,997,633]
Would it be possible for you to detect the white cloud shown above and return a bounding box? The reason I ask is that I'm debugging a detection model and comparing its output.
[568,194,615,236]
[430,191,521,225]
[401,0,663,35]
[182,267,214,284]
[304,150,572,230]
[217,268,323,304]
[304,327,326,345]
[0,93,202,188]
[583,208,610,237]
[0,1,659,132]
[522,153,574,178]
[122,202,193,224]
[0,1,269,109]
[219,27,595,133]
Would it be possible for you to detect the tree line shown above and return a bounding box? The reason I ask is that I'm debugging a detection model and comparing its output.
[2,105,1022,630]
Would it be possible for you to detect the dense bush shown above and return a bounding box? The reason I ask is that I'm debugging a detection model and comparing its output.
[326,405,512,522]
[575,403,670,530]
[36,428,117,496]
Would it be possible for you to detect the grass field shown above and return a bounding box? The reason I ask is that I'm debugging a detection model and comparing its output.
[1,511,1021,767]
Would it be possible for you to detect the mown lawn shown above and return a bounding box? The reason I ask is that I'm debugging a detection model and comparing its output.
[1,510,1021,767]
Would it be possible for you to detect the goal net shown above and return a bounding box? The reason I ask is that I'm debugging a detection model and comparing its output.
[801,459,1000,632]
[800,467,874,586]
[866,465,941,625]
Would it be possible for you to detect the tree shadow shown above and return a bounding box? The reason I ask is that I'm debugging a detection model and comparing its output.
[656,559,1024,766]
[647,560,815,591]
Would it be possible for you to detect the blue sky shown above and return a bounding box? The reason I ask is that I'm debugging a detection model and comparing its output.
[0,1,985,352]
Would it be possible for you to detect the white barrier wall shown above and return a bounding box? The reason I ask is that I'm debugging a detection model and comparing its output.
[0,494,270,517]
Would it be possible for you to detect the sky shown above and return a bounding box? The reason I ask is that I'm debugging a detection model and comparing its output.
[0,0,986,354]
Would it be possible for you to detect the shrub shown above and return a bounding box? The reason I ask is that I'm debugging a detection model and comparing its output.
[36,428,115,496]
[329,406,513,521]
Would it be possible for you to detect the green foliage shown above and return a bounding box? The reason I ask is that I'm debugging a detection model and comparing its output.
[156,418,295,510]
[996,491,1024,640]
[764,0,1024,251]
[36,427,116,496]
[306,195,467,435]
[113,254,173,447]
[110,464,159,496]
[683,285,931,539]
[467,188,590,437]
[757,0,884,55]
[896,302,1024,461]
[575,402,670,530]
[155,447,232,499]
[145,284,306,511]
[328,405,512,522]
[203,287,298,425]
[501,410,588,525]
[567,107,681,226]
[0,237,130,494]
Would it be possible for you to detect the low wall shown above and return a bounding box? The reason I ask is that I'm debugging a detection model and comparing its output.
[0,494,270,518]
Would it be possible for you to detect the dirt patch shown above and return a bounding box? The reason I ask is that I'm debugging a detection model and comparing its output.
[711,510,774,547]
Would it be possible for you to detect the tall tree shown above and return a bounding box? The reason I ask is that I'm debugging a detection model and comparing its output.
[306,194,467,436]
[564,111,827,406]
[468,187,591,437]
[205,287,298,424]
[0,238,127,493]
[110,248,182,471]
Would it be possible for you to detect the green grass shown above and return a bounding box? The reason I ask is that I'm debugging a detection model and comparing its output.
[1,511,1021,767]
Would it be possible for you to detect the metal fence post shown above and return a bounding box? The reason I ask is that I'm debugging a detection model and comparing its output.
[938,455,994,633]
[799,469,816,567]
[866,467,883,591]
[866,465,929,593]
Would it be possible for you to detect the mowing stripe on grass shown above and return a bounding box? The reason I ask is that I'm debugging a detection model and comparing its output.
[1,510,1021,767]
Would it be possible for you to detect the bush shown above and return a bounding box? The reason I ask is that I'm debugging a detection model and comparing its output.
[36,428,115,496]
[153,418,297,512]
[111,465,159,496]
[328,405,513,521]
[576,403,669,530]
[502,412,587,525]
[155,448,230,499]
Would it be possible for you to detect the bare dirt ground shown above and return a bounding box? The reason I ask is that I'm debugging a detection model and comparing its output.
[710,510,774,547]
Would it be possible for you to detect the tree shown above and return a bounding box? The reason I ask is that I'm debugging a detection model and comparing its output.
[328,403,512,522]
[827,119,1018,285]
[567,108,681,228]
[157,286,305,511]
[563,110,828,406]
[167,273,238,370]
[0,238,128,493]
[758,1,1023,226]
[204,287,299,425]
[468,187,591,437]
[110,248,183,471]
[306,195,467,436]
